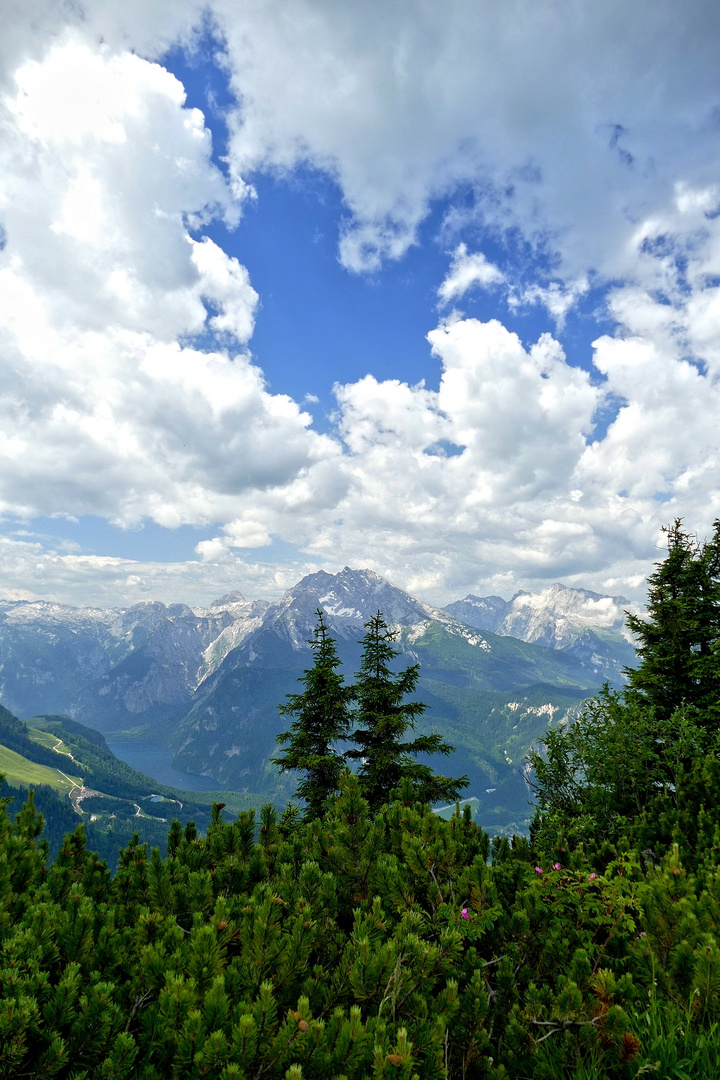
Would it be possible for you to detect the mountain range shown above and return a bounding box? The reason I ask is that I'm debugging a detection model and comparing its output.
[445,583,637,681]
[0,569,639,831]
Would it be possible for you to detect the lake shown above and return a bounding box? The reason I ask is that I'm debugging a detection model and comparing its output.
[107,739,221,792]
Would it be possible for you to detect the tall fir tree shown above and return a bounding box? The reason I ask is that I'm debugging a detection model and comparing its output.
[530,519,720,861]
[271,610,352,818]
[346,612,468,811]
[625,518,720,723]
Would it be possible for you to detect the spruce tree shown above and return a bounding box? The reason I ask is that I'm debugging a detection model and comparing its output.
[271,610,352,818]
[530,519,720,860]
[346,612,468,811]
[625,518,720,723]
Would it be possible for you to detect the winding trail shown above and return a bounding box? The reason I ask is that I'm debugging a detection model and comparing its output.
[48,735,182,819]
[52,738,77,762]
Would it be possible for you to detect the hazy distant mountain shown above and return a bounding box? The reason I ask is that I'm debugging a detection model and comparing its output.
[0,595,267,726]
[164,568,605,820]
[0,570,637,830]
[445,583,637,682]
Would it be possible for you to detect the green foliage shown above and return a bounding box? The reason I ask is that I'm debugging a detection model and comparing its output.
[272,611,353,818]
[529,520,720,867]
[9,529,720,1076]
[3,771,720,1077]
[0,703,268,866]
[625,519,720,723]
[0,742,80,794]
[274,611,468,818]
[346,613,468,812]
[0,705,73,769]
[29,715,181,801]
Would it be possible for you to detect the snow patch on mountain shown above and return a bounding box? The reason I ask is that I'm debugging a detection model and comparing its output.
[316,593,365,620]
[445,582,639,682]
[446,584,636,645]
[405,620,432,644]
[0,598,116,629]
[459,630,491,651]
[199,613,267,681]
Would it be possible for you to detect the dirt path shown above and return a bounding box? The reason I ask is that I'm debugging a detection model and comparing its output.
[52,738,76,761]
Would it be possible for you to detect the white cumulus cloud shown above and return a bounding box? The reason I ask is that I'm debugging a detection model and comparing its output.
[2,2,720,609]
[437,244,504,306]
[0,34,342,537]
[205,0,720,290]
[0,533,317,607]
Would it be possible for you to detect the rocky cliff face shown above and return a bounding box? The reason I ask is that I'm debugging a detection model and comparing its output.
[0,595,268,727]
[0,572,639,816]
[165,569,608,797]
[444,583,638,681]
[249,566,491,645]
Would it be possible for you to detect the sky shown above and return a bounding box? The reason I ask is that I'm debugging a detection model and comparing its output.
[1,0,720,609]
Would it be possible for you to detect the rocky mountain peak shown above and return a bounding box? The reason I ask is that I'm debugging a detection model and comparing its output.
[444,582,638,681]
[503,584,632,638]
[208,591,247,608]
[269,567,441,642]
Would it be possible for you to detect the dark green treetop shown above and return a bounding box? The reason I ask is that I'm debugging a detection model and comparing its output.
[271,610,353,818]
[346,612,468,811]
[6,769,707,1080]
[530,519,720,865]
[624,518,720,723]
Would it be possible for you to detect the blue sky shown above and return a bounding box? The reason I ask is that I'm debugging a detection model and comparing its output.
[1,1,720,608]
[169,34,582,411]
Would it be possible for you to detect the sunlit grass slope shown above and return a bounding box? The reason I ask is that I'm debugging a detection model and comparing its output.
[0,742,82,794]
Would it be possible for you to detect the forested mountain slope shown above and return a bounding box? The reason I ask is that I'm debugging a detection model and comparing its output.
[164,569,602,825]
[0,570,631,828]
[0,705,259,862]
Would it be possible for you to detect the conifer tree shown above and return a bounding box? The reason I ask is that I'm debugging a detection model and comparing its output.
[346,612,468,811]
[530,519,720,860]
[271,610,352,818]
[625,518,720,723]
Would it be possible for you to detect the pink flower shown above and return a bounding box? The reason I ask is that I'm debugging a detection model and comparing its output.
[553,863,562,871]
[534,866,543,875]
[461,907,470,920]
[588,872,597,880]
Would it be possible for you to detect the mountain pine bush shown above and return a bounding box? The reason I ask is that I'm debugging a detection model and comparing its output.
[5,521,720,1076]
[2,773,720,1078]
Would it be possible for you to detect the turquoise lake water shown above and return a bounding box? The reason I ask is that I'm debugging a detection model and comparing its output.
[107,739,220,792]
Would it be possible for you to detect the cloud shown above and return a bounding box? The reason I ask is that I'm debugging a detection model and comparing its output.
[3,3,720,611]
[0,533,317,607]
[0,310,344,526]
[282,261,720,604]
[572,194,720,524]
[190,238,258,344]
[312,319,613,594]
[203,0,720,288]
[0,0,203,91]
[0,35,343,533]
[511,277,590,329]
[437,244,504,306]
[1,37,234,340]
[8,3,720,290]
